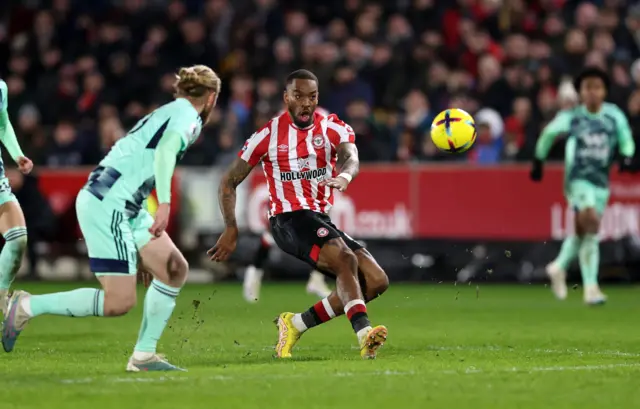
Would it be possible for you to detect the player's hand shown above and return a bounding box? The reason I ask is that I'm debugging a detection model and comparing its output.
[149,203,170,238]
[530,159,543,182]
[619,156,636,173]
[208,227,238,262]
[16,156,33,175]
[319,176,350,192]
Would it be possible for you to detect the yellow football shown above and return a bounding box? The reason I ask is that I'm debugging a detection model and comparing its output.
[430,108,477,153]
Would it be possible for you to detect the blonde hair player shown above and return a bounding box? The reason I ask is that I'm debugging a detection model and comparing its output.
[0,79,33,315]
[2,65,221,372]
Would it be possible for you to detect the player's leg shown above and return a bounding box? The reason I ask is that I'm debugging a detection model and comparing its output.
[577,185,608,304]
[290,248,389,356]
[272,212,386,358]
[305,269,332,298]
[2,191,137,352]
[243,232,272,303]
[126,210,187,371]
[563,180,605,304]
[546,192,582,300]
[0,193,28,314]
[547,182,593,300]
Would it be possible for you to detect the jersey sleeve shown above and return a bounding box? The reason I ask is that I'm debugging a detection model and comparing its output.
[326,114,356,145]
[165,102,201,151]
[0,81,25,161]
[239,124,270,166]
[154,131,183,204]
[535,110,573,161]
[611,106,636,158]
[0,81,7,112]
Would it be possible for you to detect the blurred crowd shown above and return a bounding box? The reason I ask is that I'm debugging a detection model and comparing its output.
[1,0,640,167]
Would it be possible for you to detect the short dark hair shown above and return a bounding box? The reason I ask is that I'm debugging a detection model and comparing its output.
[286,69,318,86]
[574,67,610,92]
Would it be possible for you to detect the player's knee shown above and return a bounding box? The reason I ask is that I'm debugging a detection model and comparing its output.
[167,251,189,286]
[332,248,358,276]
[103,290,136,317]
[369,272,389,296]
[578,209,599,234]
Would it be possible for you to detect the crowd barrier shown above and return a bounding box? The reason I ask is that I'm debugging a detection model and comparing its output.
[26,164,640,282]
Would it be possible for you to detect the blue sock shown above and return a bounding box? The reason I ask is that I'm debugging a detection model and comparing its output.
[29,288,105,317]
[0,227,27,290]
[579,234,600,286]
[134,280,181,353]
[554,235,581,271]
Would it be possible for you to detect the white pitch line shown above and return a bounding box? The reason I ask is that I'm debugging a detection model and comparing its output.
[59,363,640,385]
[424,345,640,358]
[251,344,640,358]
[442,363,640,375]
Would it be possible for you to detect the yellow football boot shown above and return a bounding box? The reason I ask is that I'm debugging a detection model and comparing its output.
[274,312,303,358]
[359,325,388,359]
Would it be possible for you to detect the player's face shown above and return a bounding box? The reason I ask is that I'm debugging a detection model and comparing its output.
[284,79,318,128]
[580,77,606,108]
[201,92,218,125]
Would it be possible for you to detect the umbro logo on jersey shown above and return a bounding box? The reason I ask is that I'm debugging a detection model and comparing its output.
[278,144,288,152]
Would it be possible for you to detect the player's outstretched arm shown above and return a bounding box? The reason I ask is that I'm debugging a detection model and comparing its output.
[320,142,360,192]
[208,157,254,262]
[0,109,31,174]
[218,157,253,229]
[613,108,636,172]
[531,111,572,181]
[337,142,360,180]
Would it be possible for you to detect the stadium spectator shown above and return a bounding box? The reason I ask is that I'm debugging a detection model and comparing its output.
[1,0,640,165]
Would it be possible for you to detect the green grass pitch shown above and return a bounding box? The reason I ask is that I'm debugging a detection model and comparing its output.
[1,282,640,409]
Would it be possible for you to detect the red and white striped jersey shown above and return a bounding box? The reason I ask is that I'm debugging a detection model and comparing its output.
[239,110,355,218]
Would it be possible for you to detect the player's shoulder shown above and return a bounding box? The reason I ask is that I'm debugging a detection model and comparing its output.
[323,113,354,134]
[557,107,579,118]
[246,117,277,145]
[163,98,199,118]
[602,102,626,119]
[324,112,346,125]
[554,108,582,126]
[322,112,351,128]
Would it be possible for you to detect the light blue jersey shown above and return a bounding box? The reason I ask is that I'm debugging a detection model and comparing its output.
[0,80,9,169]
[77,97,203,275]
[0,80,7,112]
[85,98,202,218]
[535,103,635,188]
[0,79,24,206]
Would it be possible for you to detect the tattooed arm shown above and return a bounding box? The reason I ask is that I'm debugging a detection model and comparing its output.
[209,158,254,261]
[336,142,360,180]
[320,143,360,192]
[218,157,254,229]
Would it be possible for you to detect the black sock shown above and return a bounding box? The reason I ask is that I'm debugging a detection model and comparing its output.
[346,301,370,333]
[300,300,332,329]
